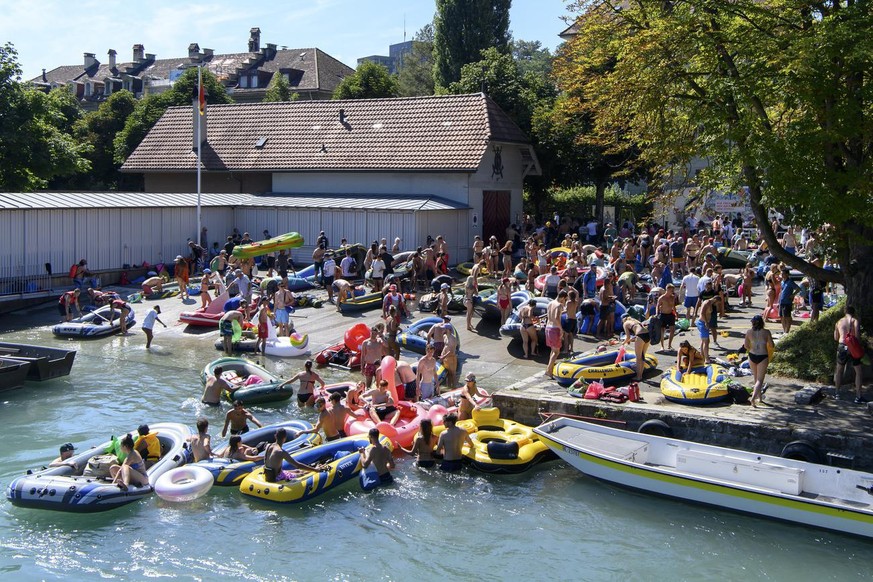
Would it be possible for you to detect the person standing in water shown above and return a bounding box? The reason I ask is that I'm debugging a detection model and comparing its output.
[141,305,166,349]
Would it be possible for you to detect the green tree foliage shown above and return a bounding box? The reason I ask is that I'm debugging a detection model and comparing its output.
[433,0,511,91]
[0,43,90,191]
[332,61,398,100]
[561,0,873,326]
[511,39,552,79]
[114,67,232,164]
[397,24,436,97]
[61,90,137,190]
[263,73,298,102]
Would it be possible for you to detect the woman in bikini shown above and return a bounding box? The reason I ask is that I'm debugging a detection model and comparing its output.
[224,435,262,462]
[500,240,514,278]
[497,277,513,325]
[621,315,651,382]
[109,435,148,491]
[464,275,477,331]
[519,298,539,359]
[744,315,774,407]
[401,418,438,468]
[676,340,704,374]
[284,360,324,408]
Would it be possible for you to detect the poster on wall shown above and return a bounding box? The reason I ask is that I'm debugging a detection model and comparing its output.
[603,206,616,226]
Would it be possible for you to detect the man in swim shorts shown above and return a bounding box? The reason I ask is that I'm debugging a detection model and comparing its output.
[361,428,395,484]
[221,400,263,437]
[360,327,383,388]
[545,290,567,379]
[362,380,400,426]
[263,428,327,483]
[416,344,439,400]
[218,309,244,355]
[436,413,473,472]
[202,366,230,405]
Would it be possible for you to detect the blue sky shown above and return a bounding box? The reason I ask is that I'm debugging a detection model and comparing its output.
[1,0,574,81]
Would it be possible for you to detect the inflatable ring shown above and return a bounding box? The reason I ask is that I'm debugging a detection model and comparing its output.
[344,323,371,352]
[154,465,214,502]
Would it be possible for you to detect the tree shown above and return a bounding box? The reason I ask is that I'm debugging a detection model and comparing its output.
[511,39,552,79]
[397,24,436,97]
[0,43,89,191]
[332,61,398,100]
[114,67,232,164]
[560,1,873,328]
[433,0,511,91]
[263,74,298,102]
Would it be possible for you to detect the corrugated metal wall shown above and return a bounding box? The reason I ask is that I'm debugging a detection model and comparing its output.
[0,205,469,277]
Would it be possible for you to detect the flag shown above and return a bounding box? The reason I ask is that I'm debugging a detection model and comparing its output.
[198,67,206,116]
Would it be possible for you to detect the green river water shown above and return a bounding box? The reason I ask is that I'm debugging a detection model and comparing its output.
[0,307,870,581]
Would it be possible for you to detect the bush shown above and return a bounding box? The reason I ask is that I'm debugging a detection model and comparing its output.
[524,185,650,225]
[769,300,845,383]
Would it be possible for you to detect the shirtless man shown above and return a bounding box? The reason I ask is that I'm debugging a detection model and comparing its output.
[256,303,270,354]
[300,397,343,441]
[395,360,417,400]
[202,365,230,405]
[545,290,567,379]
[273,280,293,336]
[186,418,213,462]
[697,296,719,362]
[263,428,326,483]
[427,316,449,357]
[362,379,400,426]
[282,360,325,408]
[361,428,395,484]
[218,309,244,355]
[834,306,866,403]
[416,344,439,400]
[327,392,349,437]
[656,283,678,351]
[141,275,164,295]
[360,327,383,389]
[312,244,327,286]
[221,400,263,437]
[332,278,352,312]
[435,412,473,472]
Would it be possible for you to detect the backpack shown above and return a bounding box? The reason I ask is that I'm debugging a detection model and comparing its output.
[647,317,663,345]
[68,264,78,278]
[845,331,865,360]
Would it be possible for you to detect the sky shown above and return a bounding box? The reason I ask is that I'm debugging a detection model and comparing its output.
[1,0,575,81]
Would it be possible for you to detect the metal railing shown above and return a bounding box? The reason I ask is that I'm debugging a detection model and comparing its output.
[0,266,55,299]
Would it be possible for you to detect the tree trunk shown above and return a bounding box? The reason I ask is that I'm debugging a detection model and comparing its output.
[842,226,873,333]
[594,179,606,228]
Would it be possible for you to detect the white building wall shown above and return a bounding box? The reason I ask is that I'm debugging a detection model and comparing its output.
[271,172,471,204]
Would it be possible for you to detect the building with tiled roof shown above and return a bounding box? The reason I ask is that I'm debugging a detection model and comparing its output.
[30,28,354,109]
[121,93,540,260]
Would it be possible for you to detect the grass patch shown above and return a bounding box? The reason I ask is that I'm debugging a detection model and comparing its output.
[769,300,845,383]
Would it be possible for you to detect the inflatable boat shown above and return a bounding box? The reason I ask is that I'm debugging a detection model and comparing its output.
[338,291,383,314]
[232,232,304,259]
[396,317,461,355]
[660,364,732,405]
[5,422,191,512]
[200,357,293,405]
[179,291,231,327]
[554,349,659,388]
[52,305,136,338]
[194,420,320,486]
[480,290,531,321]
[239,434,393,504]
[215,319,309,358]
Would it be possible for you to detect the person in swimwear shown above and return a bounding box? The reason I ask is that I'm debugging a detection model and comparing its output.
[262,428,327,483]
[745,316,775,407]
[622,315,651,382]
[519,298,539,359]
[282,360,325,408]
[497,277,513,325]
[300,397,343,441]
[545,290,567,379]
[360,326,383,389]
[202,365,230,405]
[360,427,395,484]
[401,418,438,468]
[109,434,148,491]
[436,412,473,472]
[221,400,263,437]
[361,379,400,426]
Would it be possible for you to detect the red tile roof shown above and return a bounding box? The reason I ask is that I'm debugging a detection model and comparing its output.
[121,93,531,173]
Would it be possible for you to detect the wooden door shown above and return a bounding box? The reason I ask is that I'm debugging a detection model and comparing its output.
[482,190,511,243]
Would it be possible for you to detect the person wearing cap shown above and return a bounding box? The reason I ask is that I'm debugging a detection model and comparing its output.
[174,255,190,300]
[134,424,162,469]
[141,305,166,349]
[49,442,79,470]
[228,268,252,304]
[458,373,489,421]
[382,284,407,319]
[437,283,451,318]
[603,222,617,247]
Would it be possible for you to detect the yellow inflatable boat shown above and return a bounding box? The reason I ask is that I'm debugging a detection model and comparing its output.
[434,407,555,474]
[660,364,731,405]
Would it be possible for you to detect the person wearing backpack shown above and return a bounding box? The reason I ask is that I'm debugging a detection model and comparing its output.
[834,305,867,404]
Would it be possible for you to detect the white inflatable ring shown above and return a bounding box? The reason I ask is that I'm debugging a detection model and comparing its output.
[154,465,214,502]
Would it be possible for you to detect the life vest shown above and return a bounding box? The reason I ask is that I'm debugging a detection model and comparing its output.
[135,432,161,461]
[69,264,79,278]
[58,291,76,305]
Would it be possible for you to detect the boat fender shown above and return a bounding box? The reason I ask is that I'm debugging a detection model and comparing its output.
[781,440,822,464]
[487,441,520,460]
[637,419,673,438]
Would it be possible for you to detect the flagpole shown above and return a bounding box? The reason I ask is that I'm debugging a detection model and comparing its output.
[196,65,202,248]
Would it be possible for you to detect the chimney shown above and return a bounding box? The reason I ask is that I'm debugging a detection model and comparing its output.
[203,48,214,59]
[41,68,47,82]
[107,49,117,71]
[188,43,201,60]
[83,52,97,69]
[133,44,145,61]
[145,53,156,63]
[248,27,261,52]
[264,43,277,61]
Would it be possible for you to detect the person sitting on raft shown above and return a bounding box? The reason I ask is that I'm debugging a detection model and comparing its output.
[361,379,400,426]
[134,424,162,469]
[223,436,262,462]
[262,428,328,483]
[360,428,395,484]
[676,340,704,375]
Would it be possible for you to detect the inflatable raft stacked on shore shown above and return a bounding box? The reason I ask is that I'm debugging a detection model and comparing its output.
[316,322,369,369]
[180,291,231,327]
[231,232,304,259]
[397,317,461,355]
[434,407,556,474]
[479,290,531,321]
[193,420,320,486]
[200,357,293,404]
[554,348,659,387]
[660,364,732,404]
[215,318,310,358]
[5,422,191,513]
[239,434,393,504]
[52,305,136,338]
